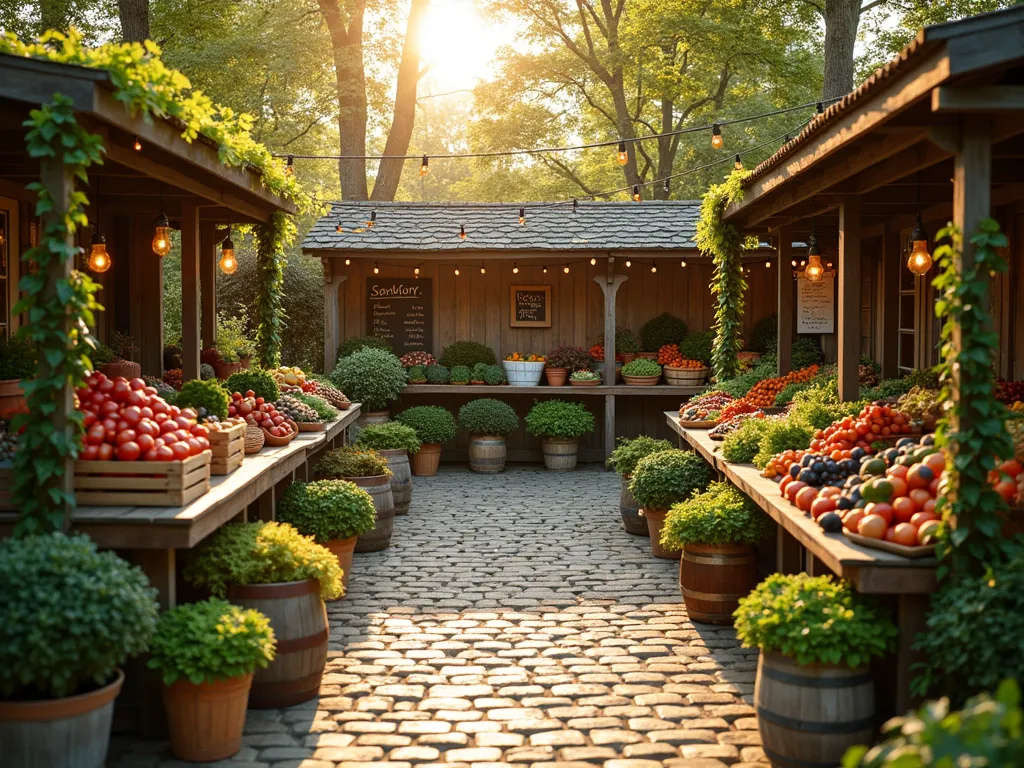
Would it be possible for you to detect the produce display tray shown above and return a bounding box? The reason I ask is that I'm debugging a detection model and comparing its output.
[843,530,936,558]
[297,422,328,432]
[74,450,211,507]
[678,419,720,429]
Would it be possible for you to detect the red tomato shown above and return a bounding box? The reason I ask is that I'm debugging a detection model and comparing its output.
[892,497,916,524]
[994,480,1016,502]
[918,519,942,544]
[98,378,115,394]
[929,477,942,496]
[245,390,255,398]
[185,438,202,456]
[858,514,888,539]
[115,429,137,446]
[100,400,120,417]
[151,400,169,416]
[121,406,142,425]
[129,377,146,391]
[136,433,156,453]
[170,442,190,461]
[909,488,933,511]
[180,408,197,421]
[169,406,181,418]
[160,420,178,435]
[97,443,114,461]
[144,448,158,461]
[81,444,99,460]
[86,423,106,445]
[144,386,158,396]
[161,431,179,445]
[82,411,97,429]
[116,441,141,462]
[175,416,193,430]
[195,437,210,451]
[125,389,146,408]
[887,464,909,481]
[190,424,209,438]
[864,502,893,527]
[999,459,1024,478]
[172,429,191,443]
[922,498,937,515]
[140,406,154,420]
[112,379,132,402]
[154,412,169,424]
[136,420,158,438]
[796,486,819,512]
[154,445,175,461]
[811,496,837,520]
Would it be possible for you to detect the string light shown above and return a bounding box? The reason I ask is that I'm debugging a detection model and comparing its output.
[625,259,631,268]
[151,213,171,258]
[734,155,743,170]
[542,265,547,274]
[459,224,466,240]
[791,259,797,267]
[680,259,687,267]
[590,257,596,266]
[765,260,771,268]
[454,266,460,276]
[907,217,932,276]
[367,210,376,228]
[711,124,723,150]
[563,265,570,274]
[617,141,628,166]
[336,223,343,233]
[88,232,111,273]
[345,258,351,266]
[285,155,294,175]
[804,232,824,282]
[650,262,657,273]
[513,263,519,274]
[373,262,380,275]
[414,265,420,276]
[632,185,641,203]
[133,136,142,152]
[519,207,525,225]
[480,262,485,274]
[800,260,806,267]
[219,230,237,275]
[419,155,429,176]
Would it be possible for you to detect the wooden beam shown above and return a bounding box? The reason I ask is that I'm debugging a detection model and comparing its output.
[130,217,164,376]
[200,222,218,351]
[595,265,627,464]
[879,226,901,380]
[324,267,346,374]
[838,198,862,402]
[776,227,794,374]
[180,200,201,382]
[932,85,1024,113]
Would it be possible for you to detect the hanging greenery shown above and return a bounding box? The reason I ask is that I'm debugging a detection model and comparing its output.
[13,95,104,535]
[697,170,748,382]
[253,212,295,369]
[932,219,1014,578]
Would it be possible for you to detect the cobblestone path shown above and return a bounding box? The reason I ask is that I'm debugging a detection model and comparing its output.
[109,466,767,767]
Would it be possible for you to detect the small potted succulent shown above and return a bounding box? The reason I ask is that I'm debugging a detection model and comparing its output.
[95,330,141,380]
[330,348,407,424]
[313,447,395,552]
[450,365,472,385]
[545,345,593,386]
[407,365,428,384]
[425,364,450,385]
[355,422,421,515]
[148,599,275,762]
[458,398,520,473]
[184,521,342,708]
[639,312,688,356]
[629,449,713,558]
[622,357,663,385]
[607,436,673,535]
[570,370,601,387]
[277,479,377,593]
[661,482,767,622]
[524,399,595,471]
[396,405,457,476]
[735,574,897,767]
[0,533,159,768]
[0,335,35,418]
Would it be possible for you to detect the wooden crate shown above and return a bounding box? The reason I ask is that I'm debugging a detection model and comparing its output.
[74,450,211,507]
[209,423,245,476]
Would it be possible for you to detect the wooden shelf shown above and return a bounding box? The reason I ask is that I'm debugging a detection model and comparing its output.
[403,384,704,397]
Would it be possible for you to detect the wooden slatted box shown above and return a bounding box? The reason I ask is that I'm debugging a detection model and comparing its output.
[74,450,211,507]
[208,422,246,476]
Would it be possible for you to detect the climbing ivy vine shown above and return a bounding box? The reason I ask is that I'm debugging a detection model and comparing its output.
[696,171,748,382]
[253,212,296,369]
[13,95,104,535]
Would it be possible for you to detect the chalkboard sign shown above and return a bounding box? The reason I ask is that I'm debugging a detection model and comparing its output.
[797,274,835,334]
[366,278,433,355]
[510,285,551,328]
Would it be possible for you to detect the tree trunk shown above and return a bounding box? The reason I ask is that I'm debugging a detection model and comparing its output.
[822,0,862,100]
[371,0,428,201]
[118,0,150,42]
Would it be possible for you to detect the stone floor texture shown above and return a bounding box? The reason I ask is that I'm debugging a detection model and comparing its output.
[109,466,768,768]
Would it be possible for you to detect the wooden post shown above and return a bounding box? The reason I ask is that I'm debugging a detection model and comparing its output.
[594,262,626,464]
[131,217,164,376]
[132,549,176,609]
[180,200,201,382]
[324,262,344,374]
[878,225,901,380]
[838,198,862,402]
[776,226,794,374]
[199,221,218,351]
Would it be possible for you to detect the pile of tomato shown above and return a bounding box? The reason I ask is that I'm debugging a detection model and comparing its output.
[808,404,915,456]
[228,391,295,439]
[739,365,819,408]
[78,372,210,462]
[719,399,760,422]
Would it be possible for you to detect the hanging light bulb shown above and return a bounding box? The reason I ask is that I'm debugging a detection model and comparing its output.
[590,257,596,266]
[650,262,657,273]
[519,207,525,225]
[791,259,797,267]
[563,265,569,274]
[632,185,641,203]
[133,136,142,152]
[907,216,932,276]
[804,233,824,282]
[711,124,723,150]
[151,212,171,258]
[285,155,294,176]
[734,155,743,170]
[800,260,806,267]
[460,225,467,240]
[336,223,343,233]
[454,266,460,276]
[513,263,519,274]
[373,262,380,275]
[480,262,485,274]
[419,155,429,176]
[680,259,687,268]
[345,258,351,266]
[625,259,631,268]
[765,260,771,268]
[367,210,376,228]
[663,178,670,196]
[617,141,628,166]
[414,266,420,276]
[542,265,547,274]
[219,230,237,275]
[88,232,111,273]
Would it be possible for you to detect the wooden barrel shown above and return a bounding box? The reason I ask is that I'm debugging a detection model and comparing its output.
[642,507,680,560]
[378,448,412,515]
[542,438,578,471]
[410,443,441,476]
[664,367,708,386]
[356,410,390,428]
[755,651,876,768]
[619,474,647,536]
[468,435,506,473]
[679,543,758,623]
[343,475,395,552]
[226,579,328,709]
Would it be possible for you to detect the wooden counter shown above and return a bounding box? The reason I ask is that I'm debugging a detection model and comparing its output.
[404,384,706,397]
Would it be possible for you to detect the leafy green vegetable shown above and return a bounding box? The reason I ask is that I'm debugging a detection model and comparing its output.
[720,417,771,464]
[292,392,339,421]
[622,358,662,377]
[753,419,815,469]
[661,482,768,550]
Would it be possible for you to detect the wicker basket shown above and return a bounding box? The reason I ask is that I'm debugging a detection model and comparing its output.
[244,425,265,454]
[503,360,545,386]
[664,366,709,385]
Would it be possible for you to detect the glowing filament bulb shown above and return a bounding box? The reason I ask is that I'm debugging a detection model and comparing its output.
[632,185,641,203]
[345,258,351,266]
[219,234,237,275]
[563,266,569,274]
[625,259,631,268]
[414,266,420,276]
[734,155,743,170]
[419,155,429,176]
[907,218,932,276]
[680,259,687,268]
[542,266,547,274]
[480,262,486,274]
[711,124,723,150]
[590,258,596,266]
[617,141,628,166]
[513,263,519,274]
[373,262,379,275]
[88,234,111,273]
[459,225,466,240]
[765,260,771,268]
[133,136,142,151]
[285,155,294,175]
[519,207,525,225]
[151,213,171,257]
[651,263,657,273]
[454,267,460,276]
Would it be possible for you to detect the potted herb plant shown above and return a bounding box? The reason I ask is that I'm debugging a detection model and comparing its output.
[313,447,395,552]
[330,348,406,425]
[208,311,247,378]
[175,379,230,421]
[185,521,342,708]
[458,398,520,473]
[0,533,159,768]
[425,364,450,384]
[622,357,663,385]
[661,482,767,623]
[629,449,713,558]
[148,598,275,762]
[0,335,34,418]
[278,480,377,593]
[734,573,898,767]
[470,362,489,385]
[604,327,640,363]
[483,364,507,385]
[450,365,472,385]
[607,436,673,535]
[524,399,596,471]
[407,365,428,384]
[224,369,281,403]
[570,370,601,387]
[396,405,457,476]
[96,330,141,380]
[639,312,689,356]
[355,422,420,515]
[545,345,593,386]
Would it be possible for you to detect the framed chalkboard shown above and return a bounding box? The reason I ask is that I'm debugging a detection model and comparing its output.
[366,278,433,355]
[510,285,551,328]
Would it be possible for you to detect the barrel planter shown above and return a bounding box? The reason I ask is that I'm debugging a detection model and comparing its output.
[162,673,251,762]
[100,360,141,380]
[344,474,396,552]
[468,434,507,473]
[324,535,358,595]
[664,367,709,386]
[378,448,412,515]
[410,443,441,477]
[357,410,390,428]
[541,437,578,471]
[679,543,758,623]
[0,378,26,419]
[755,651,875,768]
[619,474,647,536]
[641,507,679,560]
[0,668,123,768]
[225,579,328,709]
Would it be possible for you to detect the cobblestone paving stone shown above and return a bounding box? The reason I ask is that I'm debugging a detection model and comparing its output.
[108,466,767,768]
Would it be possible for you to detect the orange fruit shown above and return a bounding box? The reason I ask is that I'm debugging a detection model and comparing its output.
[910,511,939,527]
[918,519,942,544]
[858,514,888,539]
[891,523,918,546]
[843,509,866,532]
[796,486,819,512]
[892,497,916,524]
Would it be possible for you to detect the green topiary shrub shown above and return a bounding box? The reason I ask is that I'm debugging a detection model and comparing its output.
[483,364,507,385]
[471,362,489,382]
[329,348,406,411]
[337,335,392,359]
[292,392,339,421]
[200,362,216,380]
[147,598,275,686]
[0,532,159,699]
[355,421,422,453]
[450,365,472,384]
[660,482,768,551]
[607,436,674,476]
[277,480,377,543]
[225,368,280,402]
[679,330,714,366]
[313,446,391,479]
[629,449,712,510]
[599,326,639,354]
[459,398,519,436]
[425,364,450,384]
[440,341,496,369]
[622,358,662,377]
[185,521,343,601]
[407,365,427,382]
[396,406,457,444]
[175,379,230,420]
[640,313,689,352]
[524,399,595,439]
[0,335,36,380]
[734,573,897,668]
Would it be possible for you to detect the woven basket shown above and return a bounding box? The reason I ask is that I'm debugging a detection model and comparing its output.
[244,425,265,454]
[664,366,709,385]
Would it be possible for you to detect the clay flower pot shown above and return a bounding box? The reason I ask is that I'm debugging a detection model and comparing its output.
[544,367,568,386]
[0,378,27,419]
[411,443,442,476]
[162,673,252,762]
[101,360,141,380]
[324,535,358,595]
[640,507,679,559]
[211,360,241,380]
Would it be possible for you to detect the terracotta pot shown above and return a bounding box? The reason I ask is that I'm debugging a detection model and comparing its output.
[239,355,251,370]
[0,378,26,420]
[0,668,123,768]
[618,352,637,364]
[200,348,221,365]
[100,360,141,380]
[641,507,679,559]
[544,367,568,386]
[622,374,661,386]
[211,360,241,380]
[570,378,601,387]
[324,535,358,595]
[411,443,442,476]
[162,673,252,762]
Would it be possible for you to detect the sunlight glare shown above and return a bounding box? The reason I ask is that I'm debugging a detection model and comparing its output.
[419,0,512,93]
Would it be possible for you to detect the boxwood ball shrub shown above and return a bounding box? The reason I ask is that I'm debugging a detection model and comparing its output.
[607,435,673,476]
[622,358,662,377]
[471,362,489,381]
[147,598,276,686]
[661,482,768,552]
[640,312,689,352]
[734,573,897,668]
[330,348,406,411]
[0,532,159,699]
[337,335,392,359]
[425,364,450,384]
[679,330,714,365]
[629,449,712,510]
[355,421,422,453]
[524,399,595,439]
[277,480,377,543]
[483,364,507,385]
[313,446,391,479]
[440,340,496,369]
[175,378,230,420]
[450,365,472,384]
[459,398,519,436]
[200,362,216,380]
[185,521,343,601]
[396,406,457,445]
[225,368,280,402]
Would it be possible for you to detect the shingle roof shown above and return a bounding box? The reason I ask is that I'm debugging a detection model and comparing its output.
[302,200,701,253]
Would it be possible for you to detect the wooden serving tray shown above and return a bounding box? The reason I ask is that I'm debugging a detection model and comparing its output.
[843,530,936,558]
[74,450,211,507]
